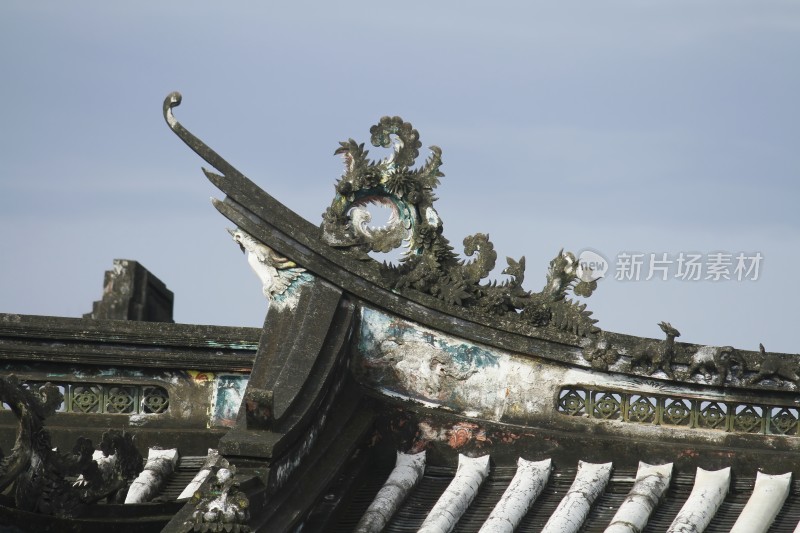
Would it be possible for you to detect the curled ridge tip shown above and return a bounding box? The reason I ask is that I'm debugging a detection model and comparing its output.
[162,91,250,190]
[163,91,183,127]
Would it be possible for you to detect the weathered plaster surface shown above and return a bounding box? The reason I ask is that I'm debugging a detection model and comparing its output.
[357,307,547,422]
[210,374,249,427]
[358,307,636,423]
[356,307,795,449]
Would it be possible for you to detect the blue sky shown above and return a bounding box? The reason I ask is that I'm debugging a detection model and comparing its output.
[2,2,799,353]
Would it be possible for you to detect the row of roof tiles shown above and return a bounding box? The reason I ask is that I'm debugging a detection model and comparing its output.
[353,452,793,533]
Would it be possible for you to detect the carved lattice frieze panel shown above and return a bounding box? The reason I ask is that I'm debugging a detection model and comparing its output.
[142,386,170,414]
[557,386,799,437]
[558,388,587,416]
[769,407,799,435]
[592,391,623,420]
[696,401,728,430]
[660,397,693,427]
[0,380,169,416]
[104,386,138,414]
[732,404,764,434]
[626,394,657,423]
[72,385,103,413]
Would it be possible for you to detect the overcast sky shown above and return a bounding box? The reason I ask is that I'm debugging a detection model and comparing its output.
[2,2,799,353]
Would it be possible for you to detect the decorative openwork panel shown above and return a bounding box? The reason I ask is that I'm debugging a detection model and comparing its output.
[71,385,103,413]
[732,404,764,434]
[770,407,799,436]
[557,386,800,437]
[0,381,169,416]
[696,401,728,431]
[660,397,693,427]
[626,394,657,423]
[557,389,587,417]
[142,386,170,414]
[591,391,623,420]
[104,386,138,414]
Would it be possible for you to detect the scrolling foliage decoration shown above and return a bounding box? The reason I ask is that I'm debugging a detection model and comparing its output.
[322,116,599,336]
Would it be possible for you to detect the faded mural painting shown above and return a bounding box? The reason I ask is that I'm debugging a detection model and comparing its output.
[211,374,249,427]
